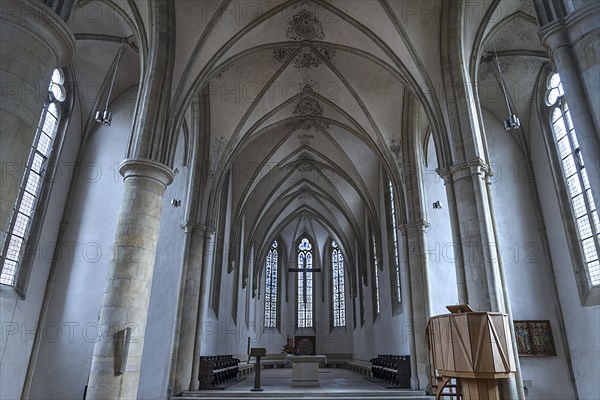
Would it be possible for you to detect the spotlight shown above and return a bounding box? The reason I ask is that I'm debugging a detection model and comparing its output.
[171,199,181,208]
[503,114,520,130]
[95,110,112,126]
[95,37,126,128]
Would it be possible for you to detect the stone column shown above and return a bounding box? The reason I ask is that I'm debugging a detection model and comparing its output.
[539,1,600,208]
[190,231,215,390]
[438,172,468,303]
[86,158,173,399]
[173,224,207,394]
[0,0,74,244]
[439,160,503,313]
[439,159,523,400]
[401,221,431,391]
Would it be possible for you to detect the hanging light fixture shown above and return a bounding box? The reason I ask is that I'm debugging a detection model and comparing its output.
[95,36,126,126]
[493,40,520,130]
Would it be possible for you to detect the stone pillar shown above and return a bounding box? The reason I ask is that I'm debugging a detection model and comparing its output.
[0,0,74,244]
[439,160,503,313]
[86,158,173,399]
[439,172,468,303]
[173,224,207,394]
[401,222,431,391]
[190,231,215,390]
[439,159,523,400]
[539,1,600,208]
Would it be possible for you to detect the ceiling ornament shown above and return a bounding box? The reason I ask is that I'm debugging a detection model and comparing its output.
[273,6,335,69]
[296,154,315,173]
[298,161,314,173]
[297,132,314,145]
[292,94,330,130]
[274,46,335,69]
[287,9,324,41]
[386,137,402,163]
[294,95,323,116]
[210,136,233,179]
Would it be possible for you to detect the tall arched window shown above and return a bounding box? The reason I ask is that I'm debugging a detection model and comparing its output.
[372,235,381,315]
[297,237,313,328]
[264,240,278,328]
[389,179,401,301]
[546,72,600,289]
[1,69,67,288]
[331,240,346,327]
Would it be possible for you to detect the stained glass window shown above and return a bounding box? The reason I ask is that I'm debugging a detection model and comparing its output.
[389,179,401,301]
[264,241,278,328]
[1,69,66,286]
[297,237,313,327]
[331,241,346,327]
[546,72,600,286]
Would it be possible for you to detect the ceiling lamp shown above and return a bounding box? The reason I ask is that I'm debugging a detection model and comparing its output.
[95,37,126,127]
[493,40,520,131]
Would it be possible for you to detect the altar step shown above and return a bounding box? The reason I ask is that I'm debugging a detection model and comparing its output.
[175,390,432,399]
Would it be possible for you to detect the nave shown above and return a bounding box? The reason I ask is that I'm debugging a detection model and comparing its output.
[177,367,430,400]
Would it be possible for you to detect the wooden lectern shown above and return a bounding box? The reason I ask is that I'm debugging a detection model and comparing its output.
[426,305,516,400]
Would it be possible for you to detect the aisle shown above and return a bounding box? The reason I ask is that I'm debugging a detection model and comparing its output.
[176,368,433,399]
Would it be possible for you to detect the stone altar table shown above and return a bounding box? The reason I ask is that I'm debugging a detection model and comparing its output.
[286,355,327,387]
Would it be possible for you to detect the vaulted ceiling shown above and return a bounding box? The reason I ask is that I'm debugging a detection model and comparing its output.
[68,0,545,288]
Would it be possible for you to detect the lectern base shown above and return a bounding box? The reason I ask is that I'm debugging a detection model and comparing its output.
[461,378,500,400]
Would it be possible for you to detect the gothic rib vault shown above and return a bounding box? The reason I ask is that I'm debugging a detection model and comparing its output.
[2,0,599,399]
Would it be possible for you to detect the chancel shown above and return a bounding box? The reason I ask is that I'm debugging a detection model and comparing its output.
[1,1,599,400]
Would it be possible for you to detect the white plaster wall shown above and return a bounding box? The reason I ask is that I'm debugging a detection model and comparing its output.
[0,92,83,400]
[351,247,411,361]
[352,174,411,362]
[484,108,576,400]
[137,136,187,399]
[26,90,134,399]
[528,104,600,400]
[423,137,458,316]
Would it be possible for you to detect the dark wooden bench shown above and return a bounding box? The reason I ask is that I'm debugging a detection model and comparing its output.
[198,355,241,389]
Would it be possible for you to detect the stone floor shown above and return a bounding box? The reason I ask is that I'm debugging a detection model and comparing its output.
[176,368,433,399]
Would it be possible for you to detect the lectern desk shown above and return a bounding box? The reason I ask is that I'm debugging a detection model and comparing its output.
[249,347,266,391]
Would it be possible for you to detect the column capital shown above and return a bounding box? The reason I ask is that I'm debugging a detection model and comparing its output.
[119,158,174,188]
[438,157,493,183]
[539,2,600,54]
[1,0,75,67]
[179,223,213,238]
[399,219,430,234]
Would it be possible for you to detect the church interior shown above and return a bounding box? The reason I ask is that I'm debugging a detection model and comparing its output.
[1,0,599,399]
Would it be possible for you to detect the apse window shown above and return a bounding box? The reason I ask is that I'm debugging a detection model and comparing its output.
[297,237,313,328]
[546,72,600,290]
[264,240,278,328]
[1,69,66,289]
[331,240,346,327]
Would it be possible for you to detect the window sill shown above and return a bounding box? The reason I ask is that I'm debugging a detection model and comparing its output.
[580,284,600,307]
[0,284,24,300]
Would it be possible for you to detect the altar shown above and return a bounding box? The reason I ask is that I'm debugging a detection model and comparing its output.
[286,355,327,387]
